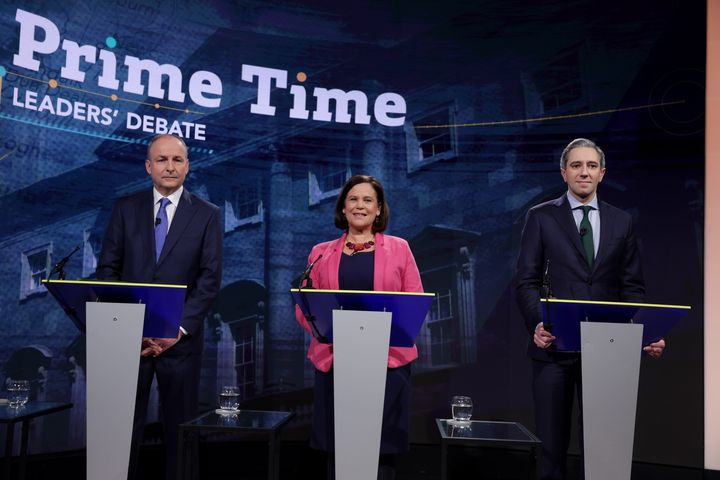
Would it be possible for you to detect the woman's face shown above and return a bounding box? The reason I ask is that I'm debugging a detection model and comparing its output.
[343,182,381,234]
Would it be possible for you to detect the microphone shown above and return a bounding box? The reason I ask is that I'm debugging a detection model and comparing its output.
[579,227,588,237]
[294,254,328,343]
[155,217,162,226]
[295,254,323,289]
[541,258,553,333]
[541,259,551,297]
[49,245,81,280]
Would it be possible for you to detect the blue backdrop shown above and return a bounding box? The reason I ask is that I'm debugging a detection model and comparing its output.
[0,0,705,467]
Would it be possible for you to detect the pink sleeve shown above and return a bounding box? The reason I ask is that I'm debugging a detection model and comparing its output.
[402,243,424,293]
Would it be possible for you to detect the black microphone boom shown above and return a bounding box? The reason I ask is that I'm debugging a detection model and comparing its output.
[294,254,327,343]
[541,258,553,333]
[50,244,81,280]
[294,254,323,289]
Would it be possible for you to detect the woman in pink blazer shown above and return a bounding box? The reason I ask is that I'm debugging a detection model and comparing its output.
[295,174,423,479]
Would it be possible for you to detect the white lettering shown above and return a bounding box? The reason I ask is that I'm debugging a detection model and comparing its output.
[57,98,73,116]
[374,92,406,127]
[38,94,54,114]
[312,88,371,124]
[11,87,117,125]
[241,64,287,115]
[289,85,309,120]
[125,113,206,140]
[188,71,222,108]
[60,39,96,82]
[13,9,60,71]
[97,49,120,90]
[126,112,142,129]
[123,56,186,103]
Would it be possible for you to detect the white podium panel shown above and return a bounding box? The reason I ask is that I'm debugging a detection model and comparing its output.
[581,322,643,480]
[333,309,392,480]
[86,302,144,480]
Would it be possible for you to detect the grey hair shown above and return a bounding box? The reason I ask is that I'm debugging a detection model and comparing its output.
[560,138,605,169]
[146,134,188,159]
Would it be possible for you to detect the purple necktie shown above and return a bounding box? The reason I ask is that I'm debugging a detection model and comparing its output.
[155,197,171,262]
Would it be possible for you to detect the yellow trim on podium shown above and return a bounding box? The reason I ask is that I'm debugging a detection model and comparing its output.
[541,298,691,309]
[289,288,434,297]
[42,279,187,289]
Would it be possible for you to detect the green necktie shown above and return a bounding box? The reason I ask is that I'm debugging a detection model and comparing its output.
[577,205,594,267]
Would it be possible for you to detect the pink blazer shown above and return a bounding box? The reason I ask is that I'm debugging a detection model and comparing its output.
[295,232,424,372]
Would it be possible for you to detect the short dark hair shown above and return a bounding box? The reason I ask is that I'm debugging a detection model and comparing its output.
[146,134,188,160]
[334,175,390,233]
[560,138,605,169]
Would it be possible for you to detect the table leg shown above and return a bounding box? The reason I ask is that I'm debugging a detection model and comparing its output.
[18,420,29,480]
[176,427,188,480]
[532,444,540,480]
[440,441,447,480]
[268,430,279,480]
[4,422,15,480]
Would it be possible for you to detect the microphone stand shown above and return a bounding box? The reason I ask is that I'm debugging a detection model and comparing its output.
[541,259,553,334]
[295,258,328,344]
[49,245,80,280]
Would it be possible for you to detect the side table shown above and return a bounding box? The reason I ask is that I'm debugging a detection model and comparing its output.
[435,419,541,480]
[1,402,73,480]
[177,409,294,480]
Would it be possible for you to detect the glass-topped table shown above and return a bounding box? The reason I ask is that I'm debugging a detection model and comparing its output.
[1,402,73,480]
[177,409,295,480]
[435,419,541,480]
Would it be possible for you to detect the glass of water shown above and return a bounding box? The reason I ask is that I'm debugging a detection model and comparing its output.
[6,379,30,408]
[451,395,473,423]
[218,386,240,411]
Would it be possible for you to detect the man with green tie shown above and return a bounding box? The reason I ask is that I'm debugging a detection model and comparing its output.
[515,138,666,479]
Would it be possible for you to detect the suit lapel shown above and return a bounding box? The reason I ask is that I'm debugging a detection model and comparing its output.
[141,190,157,263]
[373,232,386,291]
[550,195,587,263]
[594,201,613,268]
[157,189,197,266]
[323,235,344,290]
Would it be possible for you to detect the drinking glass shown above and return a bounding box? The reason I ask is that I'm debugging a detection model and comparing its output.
[6,379,30,408]
[218,386,240,411]
[451,395,473,422]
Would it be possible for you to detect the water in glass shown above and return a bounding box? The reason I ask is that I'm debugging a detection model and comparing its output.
[219,386,240,411]
[6,379,30,408]
[451,395,473,422]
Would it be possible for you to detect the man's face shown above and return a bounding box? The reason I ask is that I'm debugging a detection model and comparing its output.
[561,146,606,203]
[145,136,189,196]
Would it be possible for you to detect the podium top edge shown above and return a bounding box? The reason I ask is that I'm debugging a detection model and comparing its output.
[541,298,691,309]
[42,279,187,289]
[289,288,434,297]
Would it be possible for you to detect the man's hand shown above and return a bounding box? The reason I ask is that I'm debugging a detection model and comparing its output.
[140,330,184,357]
[141,337,162,357]
[534,324,556,349]
[643,338,666,359]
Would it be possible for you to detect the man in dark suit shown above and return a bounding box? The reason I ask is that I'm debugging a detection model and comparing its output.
[515,138,665,480]
[96,134,222,480]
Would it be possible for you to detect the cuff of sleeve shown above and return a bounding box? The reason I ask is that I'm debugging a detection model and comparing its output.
[180,326,188,336]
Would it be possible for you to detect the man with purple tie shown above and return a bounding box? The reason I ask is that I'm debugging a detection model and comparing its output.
[515,138,665,480]
[97,134,222,480]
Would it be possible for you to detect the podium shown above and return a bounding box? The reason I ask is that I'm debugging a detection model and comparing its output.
[42,279,186,480]
[291,288,434,480]
[541,298,690,480]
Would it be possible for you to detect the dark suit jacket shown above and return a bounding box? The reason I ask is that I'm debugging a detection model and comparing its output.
[96,188,223,355]
[515,194,645,361]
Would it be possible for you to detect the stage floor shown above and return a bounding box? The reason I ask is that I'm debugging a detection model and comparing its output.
[0,441,711,480]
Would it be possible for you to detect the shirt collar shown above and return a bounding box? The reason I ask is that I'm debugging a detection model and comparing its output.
[153,186,184,206]
[566,191,599,211]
